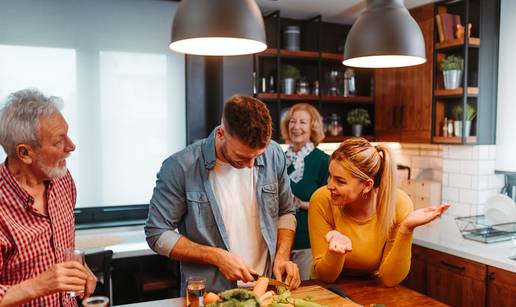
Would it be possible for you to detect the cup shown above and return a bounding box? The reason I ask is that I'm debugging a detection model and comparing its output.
[186,276,206,307]
[62,248,86,298]
[82,296,109,307]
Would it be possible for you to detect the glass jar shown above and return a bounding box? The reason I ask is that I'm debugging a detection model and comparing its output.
[296,80,310,95]
[328,113,343,136]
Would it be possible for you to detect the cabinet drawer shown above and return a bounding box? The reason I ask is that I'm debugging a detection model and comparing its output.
[488,266,516,285]
[426,249,486,281]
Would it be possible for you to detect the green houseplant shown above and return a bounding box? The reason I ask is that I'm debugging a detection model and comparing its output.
[280,64,300,95]
[347,108,371,136]
[440,55,464,90]
[450,103,476,137]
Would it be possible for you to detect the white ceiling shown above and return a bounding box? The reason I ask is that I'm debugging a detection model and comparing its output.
[256,0,439,24]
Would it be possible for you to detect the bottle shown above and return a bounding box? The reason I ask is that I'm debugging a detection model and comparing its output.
[268,75,275,93]
[442,117,448,137]
[448,119,454,136]
[252,72,257,95]
[313,81,320,96]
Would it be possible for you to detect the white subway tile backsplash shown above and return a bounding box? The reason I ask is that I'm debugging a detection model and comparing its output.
[488,146,496,160]
[443,159,461,173]
[443,187,460,202]
[448,146,473,160]
[444,202,475,217]
[442,173,449,186]
[471,175,489,190]
[459,189,479,205]
[478,146,490,160]
[460,160,479,175]
[478,160,496,175]
[449,174,472,188]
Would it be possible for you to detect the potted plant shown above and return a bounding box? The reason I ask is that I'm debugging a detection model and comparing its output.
[464,102,476,137]
[440,55,464,90]
[346,108,371,136]
[280,64,300,95]
[451,103,476,137]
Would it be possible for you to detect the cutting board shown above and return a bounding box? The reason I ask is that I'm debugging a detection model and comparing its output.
[290,285,361,307]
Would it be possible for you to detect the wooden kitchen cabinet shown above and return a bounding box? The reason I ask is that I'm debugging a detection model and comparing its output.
[375,4,434,143]
[487,266,516,306]
[425,248,486,307]
[402,245,427,294]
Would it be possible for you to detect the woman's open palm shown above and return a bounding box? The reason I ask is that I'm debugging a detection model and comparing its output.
[400,204,451,232]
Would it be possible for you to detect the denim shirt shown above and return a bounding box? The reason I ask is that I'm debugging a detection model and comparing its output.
[144,128,295,293]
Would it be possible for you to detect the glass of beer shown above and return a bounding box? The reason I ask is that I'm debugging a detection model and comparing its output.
[186,276,206,307]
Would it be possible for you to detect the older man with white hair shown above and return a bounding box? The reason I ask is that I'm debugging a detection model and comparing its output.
[0,89,96,307]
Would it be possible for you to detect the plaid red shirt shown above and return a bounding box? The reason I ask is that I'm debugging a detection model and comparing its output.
[0,161,77,307]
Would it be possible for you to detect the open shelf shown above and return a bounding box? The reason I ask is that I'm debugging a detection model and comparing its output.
[321,53,344,61]
[258,48,319,59]
[433,136,477,144]
[321,96,374,103]
[324,135,374,143]
[434,87,479,97]
[256,93,320,101]
[436,37,480,50]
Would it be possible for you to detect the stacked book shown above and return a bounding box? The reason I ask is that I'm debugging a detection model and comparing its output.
[435,13,462,42]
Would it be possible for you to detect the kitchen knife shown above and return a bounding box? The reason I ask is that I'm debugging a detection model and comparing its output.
[250,273,289,289]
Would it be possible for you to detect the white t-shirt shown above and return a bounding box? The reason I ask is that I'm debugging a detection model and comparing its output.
[208,159,268,277]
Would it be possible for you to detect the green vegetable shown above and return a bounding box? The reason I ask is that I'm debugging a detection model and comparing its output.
[207,289,260,307]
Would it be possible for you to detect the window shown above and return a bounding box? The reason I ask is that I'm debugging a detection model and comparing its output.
[0,0,185,209]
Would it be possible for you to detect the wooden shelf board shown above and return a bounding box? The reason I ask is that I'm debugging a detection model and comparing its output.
[279,49,319,58]
[433,136,477,144]
[279,94,319,100]
[321,52,343,61]
[322,96,373,103]
[256,93,279,101]
[436,37,480,50]
[434,87,479,97]
[324,135,374,143]
[259,48,280,56]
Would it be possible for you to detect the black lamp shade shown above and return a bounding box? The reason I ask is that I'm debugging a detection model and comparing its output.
[343,0,426,68]
[169,0,267,56]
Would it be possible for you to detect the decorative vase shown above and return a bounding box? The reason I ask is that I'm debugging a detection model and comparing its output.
[351,124,363,137]
[454,120,463,137]
[443,70,463,90]
[282,78,295,94]
[464,120,472,137]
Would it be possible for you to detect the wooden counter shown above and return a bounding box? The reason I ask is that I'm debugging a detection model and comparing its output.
[115,277,446,307]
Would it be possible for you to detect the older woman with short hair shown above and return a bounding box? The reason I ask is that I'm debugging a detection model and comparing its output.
[280,103,329,281]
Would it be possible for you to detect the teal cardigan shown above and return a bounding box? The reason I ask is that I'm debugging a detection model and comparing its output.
[287,147,329,249]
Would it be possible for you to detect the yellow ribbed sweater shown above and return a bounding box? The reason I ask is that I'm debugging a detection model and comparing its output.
[308,187,414,286]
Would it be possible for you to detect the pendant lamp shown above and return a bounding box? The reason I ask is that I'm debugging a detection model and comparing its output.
[343,0,426,68]
[169,0,267,56]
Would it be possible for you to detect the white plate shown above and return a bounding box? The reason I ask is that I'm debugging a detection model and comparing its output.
[484,194,516,225]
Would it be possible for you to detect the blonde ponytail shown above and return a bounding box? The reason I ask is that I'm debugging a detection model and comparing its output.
[374,144,397,239]
[330,138,398,239]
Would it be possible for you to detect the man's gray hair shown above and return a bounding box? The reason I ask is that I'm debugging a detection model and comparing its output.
[0,88,62,157]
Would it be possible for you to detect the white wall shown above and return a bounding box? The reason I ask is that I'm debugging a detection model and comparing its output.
[495,0,516,172]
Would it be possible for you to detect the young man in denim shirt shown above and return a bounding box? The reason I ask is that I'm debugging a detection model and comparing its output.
[145,95,300,292]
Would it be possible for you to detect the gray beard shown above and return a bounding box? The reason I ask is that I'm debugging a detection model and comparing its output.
[37,160,67,179]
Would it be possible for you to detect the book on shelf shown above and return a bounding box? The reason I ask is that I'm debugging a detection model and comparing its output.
[435,14,445,42]
[439,13,461,41]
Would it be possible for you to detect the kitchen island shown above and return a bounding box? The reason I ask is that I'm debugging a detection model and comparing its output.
[115,278,446,306]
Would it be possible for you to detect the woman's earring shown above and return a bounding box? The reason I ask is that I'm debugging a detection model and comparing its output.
[362,191,368,199]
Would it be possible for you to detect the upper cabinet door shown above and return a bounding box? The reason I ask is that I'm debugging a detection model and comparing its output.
[375,68,401,142]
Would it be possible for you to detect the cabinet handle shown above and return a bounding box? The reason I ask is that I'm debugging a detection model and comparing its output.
[440,260,465,271]
[488,272,495,280]
[400,106,405,128]
[392,106,398,128]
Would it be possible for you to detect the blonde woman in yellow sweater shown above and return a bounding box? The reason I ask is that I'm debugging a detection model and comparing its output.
[308,137,449,286]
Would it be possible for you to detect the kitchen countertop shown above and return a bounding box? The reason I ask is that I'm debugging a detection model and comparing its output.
[76,215,516,272]
[413,214,516,273]
[75,225,154,259]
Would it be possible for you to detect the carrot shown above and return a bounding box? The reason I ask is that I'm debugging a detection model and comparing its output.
[252,276,269,297]
[204,292,220,305]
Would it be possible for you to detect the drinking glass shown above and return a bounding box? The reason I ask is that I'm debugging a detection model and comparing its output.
[82,296,109,307]
[62,248,86,298]
[186,276,206,307]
